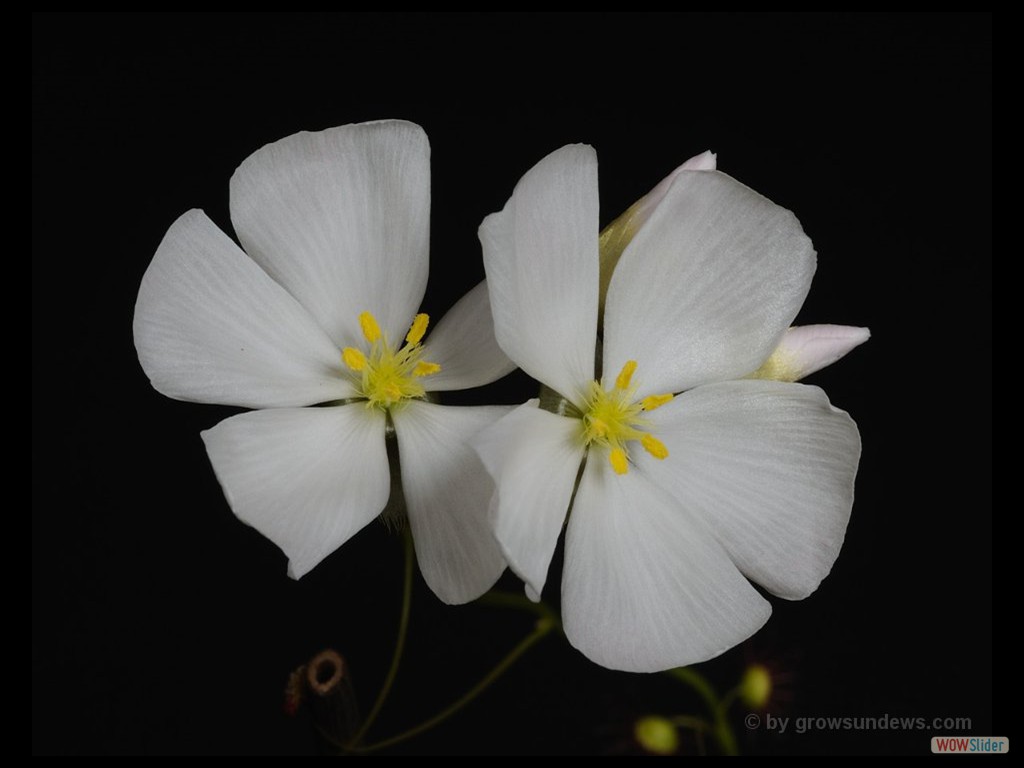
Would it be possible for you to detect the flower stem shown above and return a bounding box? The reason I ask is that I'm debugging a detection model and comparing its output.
[666,666,739,755]
[476,589,561,629]
[352,617,555,754]
[670,714,712,733]
[346,525,415,748]
[670,714,713,756]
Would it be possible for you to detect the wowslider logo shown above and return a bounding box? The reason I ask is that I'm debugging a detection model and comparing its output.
[931,737,1008,754]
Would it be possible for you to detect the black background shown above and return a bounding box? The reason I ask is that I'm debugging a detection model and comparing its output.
[33,13,992,755]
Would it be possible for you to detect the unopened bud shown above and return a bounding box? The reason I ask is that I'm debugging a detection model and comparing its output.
[634,715,679,755]
[739,663,772,709]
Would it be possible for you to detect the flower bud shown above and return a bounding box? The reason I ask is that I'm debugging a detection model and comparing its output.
[634,715,680,755]
[738,663,773,710]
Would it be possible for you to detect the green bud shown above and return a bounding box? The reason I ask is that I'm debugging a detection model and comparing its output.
[634,715,679,755]
[739,664,772,709]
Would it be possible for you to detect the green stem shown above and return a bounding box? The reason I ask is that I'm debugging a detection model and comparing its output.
[720,687,739,713]
[346,526,415,748]
[670,714,713,756]
[352,618,554,754]
[670,714,712,733]
[666,667,739,756]
[476,590,561,629]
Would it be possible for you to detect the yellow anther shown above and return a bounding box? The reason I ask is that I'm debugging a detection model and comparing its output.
[359,311,382,343]
[609,448,629,475]
[581,361,672,477]
[615,360,638,390]
[342,347,367,372]
[405,313,430,345]
[413,361,441,377]
[641,434,669,460]
[343,311,438,411]
[640,393,674,411]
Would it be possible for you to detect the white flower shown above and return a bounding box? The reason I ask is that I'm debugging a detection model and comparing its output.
[474,144,864,671]
[133,120,515,603]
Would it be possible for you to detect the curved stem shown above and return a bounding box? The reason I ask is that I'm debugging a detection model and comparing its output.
[666,667,718,711]
[670,714,713,756]
[346,526,415,748]
[720,687,739,713]
[670,714,712,733]
[666,666,738,755]
[476,590,561,629]
[353,618,554,754]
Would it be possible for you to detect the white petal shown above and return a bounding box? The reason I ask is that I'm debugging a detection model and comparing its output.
[748,325,871,381]
[562,458,771,673]
[639,380,861,599]
[420,281,517,392]
[680,150,718,171]
[472,401,586,602]
[230,120,430,348]
[479,144,599,406]
[603,171,816,395]
[392,401,512,604]
[598,151,717,311]
[201,404,389,579]
[625,150,719,233]
[134,210,354,407]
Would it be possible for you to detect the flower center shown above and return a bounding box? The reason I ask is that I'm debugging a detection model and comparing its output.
[341,311,441,410]
[581,360,673,475]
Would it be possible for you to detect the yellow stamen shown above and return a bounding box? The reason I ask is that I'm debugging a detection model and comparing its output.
[405,313,430,345]
[359,311,382,343]
[641,434,669,460]
[588,417,609,439]
[342,347,367,372]
[615,360,638,390]
[580,361,672,477]
[640,393,674,411]
[609,448,629,475]
[413,361,441,377]
[343,311,440,411]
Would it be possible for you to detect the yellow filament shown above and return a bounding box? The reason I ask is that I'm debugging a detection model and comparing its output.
[346,311,441,410]
[580,361,672,475]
